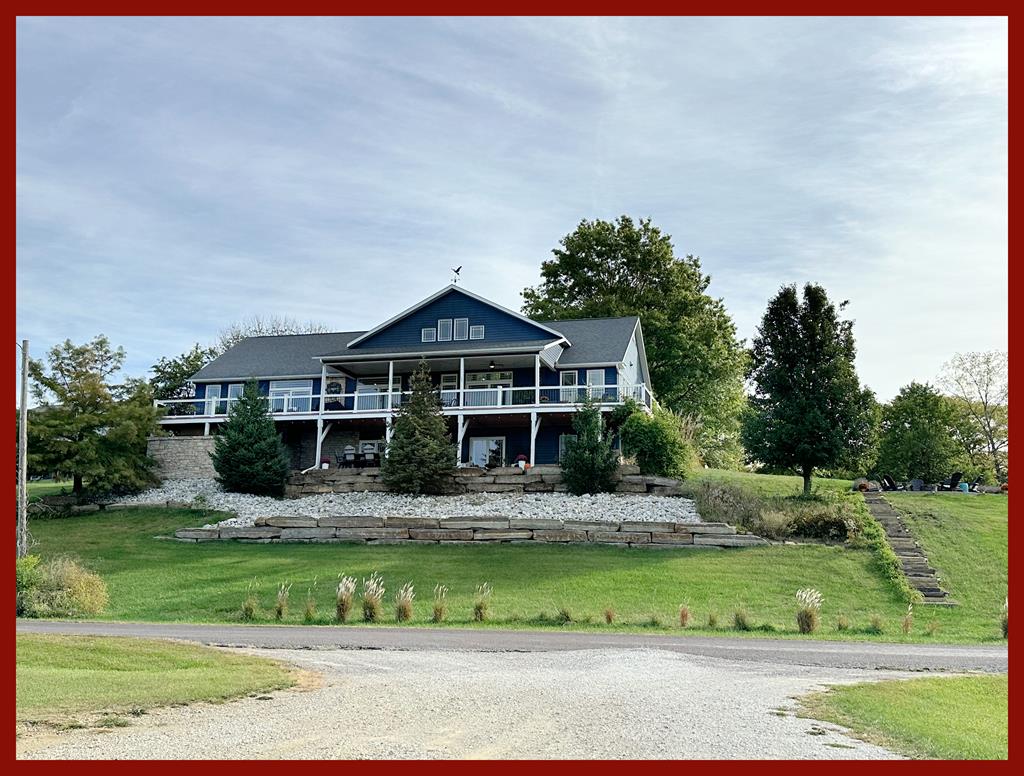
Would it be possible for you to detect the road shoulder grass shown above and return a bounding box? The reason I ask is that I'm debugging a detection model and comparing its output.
[16,633,297,729]
[799,674,1008,760]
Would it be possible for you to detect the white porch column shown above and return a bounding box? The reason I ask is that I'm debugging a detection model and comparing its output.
[457,414,467,465]
[319,363,327,415]
[385,417,393,450]
[315,418,324,464]
[387,360,394,410]
[529,411,540,466]
[459,357,465,408]
[203,422,210,436]
[534,354,541,405]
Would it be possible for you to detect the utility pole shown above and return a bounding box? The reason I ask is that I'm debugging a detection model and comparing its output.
[17,339,28,558]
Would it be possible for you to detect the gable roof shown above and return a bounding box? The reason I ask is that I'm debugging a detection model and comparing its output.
[345,285,567,348]
[190,331,364,381]
[546,316,640,366]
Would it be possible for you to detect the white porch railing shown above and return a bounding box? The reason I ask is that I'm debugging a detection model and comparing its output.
[154,383,652,419]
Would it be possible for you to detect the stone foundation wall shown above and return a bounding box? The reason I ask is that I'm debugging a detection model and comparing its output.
[147,436,217,479]
[285,464,684,498]
[175,515,767,548]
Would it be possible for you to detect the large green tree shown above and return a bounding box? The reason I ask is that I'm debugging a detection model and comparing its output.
[380,361,457,495]
[210,380,291,496]
[875,382,966,484]
[28,336,162,495]
[150,343,218,414]
[939,351,1008,483]
[521,216,747,467]
[742,283,877,494]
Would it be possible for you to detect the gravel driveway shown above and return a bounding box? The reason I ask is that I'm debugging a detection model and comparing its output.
[19,648,911,760]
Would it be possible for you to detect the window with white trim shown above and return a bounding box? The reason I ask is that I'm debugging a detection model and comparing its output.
[469,325,485,340]
[421,327,437,343]
[269,379,313,413]
[437,319,453,341]
[453,318,469,340]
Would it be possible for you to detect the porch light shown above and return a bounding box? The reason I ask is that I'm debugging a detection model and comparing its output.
[488,360,495,370]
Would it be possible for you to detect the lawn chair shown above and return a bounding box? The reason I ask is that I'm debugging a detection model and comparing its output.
[967,476,984,493]
[336,446,357,468]
[939,472,963,491]
[881,475,904,491]
[908,479,925,491]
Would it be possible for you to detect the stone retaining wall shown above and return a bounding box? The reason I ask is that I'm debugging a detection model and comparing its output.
[148,436,217,479]
[286,464,683,498]
[174,515,767,548]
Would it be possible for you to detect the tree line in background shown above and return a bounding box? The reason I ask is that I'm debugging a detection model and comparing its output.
[21,214,1007,497]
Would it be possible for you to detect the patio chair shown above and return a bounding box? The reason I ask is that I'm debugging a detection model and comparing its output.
[939,472,963,491]
[908,479,925,491]
[881,475,904,491]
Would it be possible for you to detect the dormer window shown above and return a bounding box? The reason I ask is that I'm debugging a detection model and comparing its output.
[469,325,485,340]
[421,327,437,343]
[437,319,453,342]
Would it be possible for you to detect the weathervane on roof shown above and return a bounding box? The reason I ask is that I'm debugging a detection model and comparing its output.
[450,265,463,285]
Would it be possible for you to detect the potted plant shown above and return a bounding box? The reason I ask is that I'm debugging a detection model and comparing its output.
[515,453,528,470]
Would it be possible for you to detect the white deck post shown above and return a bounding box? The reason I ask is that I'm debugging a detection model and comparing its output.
[534,354,541,405]
[387,360,394,410]
[319,363,327,414]
[530,411,539,466]
[203,421,210,436]
[385,417,393,450]
[459,357,465,408]
[314,417,324,465]
[457,414,467,464]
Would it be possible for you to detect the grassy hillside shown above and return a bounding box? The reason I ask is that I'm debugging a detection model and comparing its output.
[21,470,1005,642]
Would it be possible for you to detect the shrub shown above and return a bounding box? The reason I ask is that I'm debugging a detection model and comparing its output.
[18,556,108,618]
[473,583,492,622]
[706,612,718,629]
[868,614,885,634]
[925,620,940,637]
[733,609,751,631]
[275,582,291,621]
[620,407,696,479]
[381,361,457,494]
[395,582,415,623]
[336,576,356,623]
[241,578,260,621]
[561,398,619,495]
[795,588,823,634]
[362,573,385,623]
[557,606,573,624]
[1001,597,1008,639]
[645,614,663,628]
[303,578,319,623]
[432,584,449,623]
[210,380,291,496]
[835,615,850,632]
[901,603,914,635]
[678,604,690,628]
[604,608,615,625]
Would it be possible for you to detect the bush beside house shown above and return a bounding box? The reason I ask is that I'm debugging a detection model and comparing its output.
[211,380,291,497]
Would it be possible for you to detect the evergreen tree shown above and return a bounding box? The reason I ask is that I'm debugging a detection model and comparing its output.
[210,380,291,496]
[561,397,620,495]
[381,361,457,495]
[742,283,876,494]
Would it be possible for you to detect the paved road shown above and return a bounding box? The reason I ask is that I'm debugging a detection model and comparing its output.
[20,647,913,759]
[16,619,1007,673]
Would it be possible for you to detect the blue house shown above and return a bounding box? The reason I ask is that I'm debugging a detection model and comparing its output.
[157,285,653,468]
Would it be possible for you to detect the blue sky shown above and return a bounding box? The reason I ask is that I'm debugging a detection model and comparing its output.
[16,16,1007,400]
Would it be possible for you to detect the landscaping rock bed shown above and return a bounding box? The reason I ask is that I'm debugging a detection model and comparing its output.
[118,478,702,527]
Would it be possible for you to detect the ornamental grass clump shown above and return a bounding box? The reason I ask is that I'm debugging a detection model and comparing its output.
[557,606,573,624]
[362,572,385,623]
[432,584,449,623]
[395,582,415,623]
[473,583,492,622]
[604,607,615,625]
[678,604,691,628]
[706,612,718,629]
[835,615,850,632]
[303,577,319,623]
[1001,597,1008,639]
[901,603,914,635]
[795,588,823,634]
[275,582,291,621]
[868,614,885,634]
[241,578,260,622]
[336,576,356,623]
[733,608,751,631]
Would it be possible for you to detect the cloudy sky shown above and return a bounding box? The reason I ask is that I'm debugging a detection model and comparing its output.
[16,16,1007,400]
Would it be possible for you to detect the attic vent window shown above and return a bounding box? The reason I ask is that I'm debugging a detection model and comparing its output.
[421,327,437,343]
[437,319,453,342]
[469,325,485,340]
[454,318,469,340]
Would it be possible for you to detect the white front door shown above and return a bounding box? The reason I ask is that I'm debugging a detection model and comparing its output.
[469,436,505,468]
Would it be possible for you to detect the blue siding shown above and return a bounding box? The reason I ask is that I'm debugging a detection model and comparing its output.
[354,289,556,349]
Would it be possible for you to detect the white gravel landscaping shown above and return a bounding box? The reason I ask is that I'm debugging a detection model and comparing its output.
[117,478,701,527]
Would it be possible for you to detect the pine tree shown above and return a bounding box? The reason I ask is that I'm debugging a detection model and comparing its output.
[561,397,620,495]
[381,361,457,494]
[211,380,291,496]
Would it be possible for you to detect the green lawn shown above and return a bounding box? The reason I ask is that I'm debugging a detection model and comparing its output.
[886,492,1008,638]
[689,468,854,497]
[800,674,1008,759]
[16,634,295,725]
[25,480,72,501]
